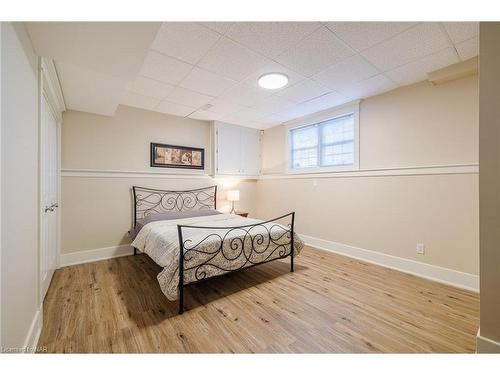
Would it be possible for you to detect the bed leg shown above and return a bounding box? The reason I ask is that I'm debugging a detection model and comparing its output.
[178,285,184,314]
[133,247,137,256]
[178,224,185,314]
[290,212,295,273]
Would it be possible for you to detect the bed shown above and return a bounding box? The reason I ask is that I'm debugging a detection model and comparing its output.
[130,185,304,314]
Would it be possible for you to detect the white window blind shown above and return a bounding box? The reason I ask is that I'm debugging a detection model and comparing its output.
[290,113,355,170]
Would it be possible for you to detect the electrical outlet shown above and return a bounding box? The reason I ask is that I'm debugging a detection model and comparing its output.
[416,243,425,255]
[313,179,318,187]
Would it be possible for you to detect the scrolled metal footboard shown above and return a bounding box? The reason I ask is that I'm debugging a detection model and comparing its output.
[176,212,295,314]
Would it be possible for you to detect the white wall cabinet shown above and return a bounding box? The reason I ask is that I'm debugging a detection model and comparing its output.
[213,121,261,177]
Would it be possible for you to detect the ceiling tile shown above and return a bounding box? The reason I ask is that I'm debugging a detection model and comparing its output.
[199,22,234,35]
[299,91,349,111]
[152,22,221,64]
[326,22,418,52]
[219,115,262,129]
[127,76,174,99]
[233,107,267,122]
[385,47,459,86]
[337,74,397,99]
[360,23,451,71]
[279,91,349,121]
[312,54,379,90]
[198,37,271,81]
[179,67,236,96]
[275,26,355,77]
[268,111,303,124]
[140,51,193,85]
[251,95,296,115]
[188,109,225,121]
[56,61,127,116]
[218,80,274,107]
[443,22,479,44]
[166,87,214,108]
[259,113,287,126]
[455,36,479,61]
[25,22,161,79]
[206,98,248,116]
[276,79,331,104]
[120,91,161,110]
[226,22,321,58]
[154,100,196,117]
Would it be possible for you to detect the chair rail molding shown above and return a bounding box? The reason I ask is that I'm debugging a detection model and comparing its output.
[261,163,479,180]
[61,168,212,179]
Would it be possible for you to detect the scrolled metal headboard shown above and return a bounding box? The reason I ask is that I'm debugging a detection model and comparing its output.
[132,185,217,226]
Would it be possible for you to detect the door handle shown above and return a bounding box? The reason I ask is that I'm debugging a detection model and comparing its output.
[44,203,58,213]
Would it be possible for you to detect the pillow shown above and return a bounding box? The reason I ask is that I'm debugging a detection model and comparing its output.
[141,209,221,225]
[130,209,222,237]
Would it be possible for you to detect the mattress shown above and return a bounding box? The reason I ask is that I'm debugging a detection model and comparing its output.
[131,213,304,300]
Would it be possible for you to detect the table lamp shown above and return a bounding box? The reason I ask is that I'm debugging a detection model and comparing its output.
[227,190,240,214]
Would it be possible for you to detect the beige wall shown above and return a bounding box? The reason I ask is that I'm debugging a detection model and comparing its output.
[257,175,478,274]
[1,23,40,348]
[62,106,212,173]
[478,22,500,352]
[61,106,258,254]
[360,77,478,169]
[258,74,479,275]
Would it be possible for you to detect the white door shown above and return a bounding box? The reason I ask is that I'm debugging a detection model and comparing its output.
[240,127,261,176]
[40,94,58,300]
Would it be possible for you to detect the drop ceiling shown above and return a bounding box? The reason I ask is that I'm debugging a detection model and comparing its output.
[25,22,479,129]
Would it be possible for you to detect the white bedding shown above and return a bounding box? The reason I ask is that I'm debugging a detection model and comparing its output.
[131,213,304,300]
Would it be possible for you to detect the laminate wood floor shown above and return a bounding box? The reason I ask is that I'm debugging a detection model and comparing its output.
[38,247,479,353]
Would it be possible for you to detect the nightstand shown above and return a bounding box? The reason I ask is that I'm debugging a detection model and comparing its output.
[235,211,248,218]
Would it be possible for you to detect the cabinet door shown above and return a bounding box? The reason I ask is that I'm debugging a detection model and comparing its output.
[240,127,261,176]
[216,123,242,174]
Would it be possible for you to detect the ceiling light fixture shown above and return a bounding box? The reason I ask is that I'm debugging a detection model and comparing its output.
[258,73,289,90]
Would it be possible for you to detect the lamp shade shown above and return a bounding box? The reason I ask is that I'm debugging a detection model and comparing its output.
[227,190,240,202]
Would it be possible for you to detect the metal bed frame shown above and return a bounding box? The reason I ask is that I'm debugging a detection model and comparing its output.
[132,185,295,314]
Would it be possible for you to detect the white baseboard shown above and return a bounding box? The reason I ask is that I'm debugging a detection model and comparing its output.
[301,234,479,292]
[22,305,42,353]
[59,244,134,268]
[476,331,500,353]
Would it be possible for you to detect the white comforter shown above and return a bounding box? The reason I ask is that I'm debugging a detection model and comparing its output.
[131,213,303,300]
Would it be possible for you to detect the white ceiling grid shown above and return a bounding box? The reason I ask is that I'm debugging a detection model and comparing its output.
[25,22,479,128]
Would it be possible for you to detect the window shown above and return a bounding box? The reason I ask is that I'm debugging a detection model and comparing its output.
[289,113,357,171]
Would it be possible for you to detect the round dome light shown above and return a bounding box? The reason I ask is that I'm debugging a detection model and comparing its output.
[258,73,289,90]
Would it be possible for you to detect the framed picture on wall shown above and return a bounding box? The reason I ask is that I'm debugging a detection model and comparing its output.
[150,143,205,170]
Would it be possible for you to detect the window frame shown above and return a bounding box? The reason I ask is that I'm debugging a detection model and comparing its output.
[286,101,360,174]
